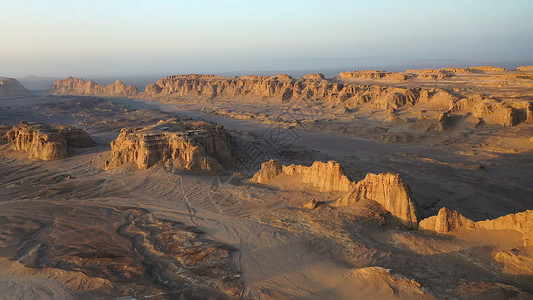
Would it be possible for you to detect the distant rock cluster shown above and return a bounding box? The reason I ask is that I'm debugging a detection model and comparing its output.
[47,66,533,129]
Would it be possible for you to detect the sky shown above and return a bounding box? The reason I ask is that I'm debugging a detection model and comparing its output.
[1,0,533,77]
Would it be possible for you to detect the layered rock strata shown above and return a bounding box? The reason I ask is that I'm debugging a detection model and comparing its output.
[251,160,418,229]
[5,121,95,160]
[105,119,233,171]
[0,77,32,97]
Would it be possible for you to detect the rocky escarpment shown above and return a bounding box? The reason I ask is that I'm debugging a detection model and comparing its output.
[105,119,233,171]
[5,121,95,160]
[141,74,432,110]
[48,70,533,129]
[251,160,418,229]
[0,78,32,97]
[47,77,139,97]
[419,207,533,247]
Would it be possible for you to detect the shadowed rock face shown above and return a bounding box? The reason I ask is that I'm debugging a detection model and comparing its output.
[419,208,533,247]
[105,119,234,171]
[47,77,138,97]
[5,121,95,160]
[251,160,418,229]
[0,78,32,97]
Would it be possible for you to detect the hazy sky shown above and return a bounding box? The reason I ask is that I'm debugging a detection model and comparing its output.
[1,0,532,77]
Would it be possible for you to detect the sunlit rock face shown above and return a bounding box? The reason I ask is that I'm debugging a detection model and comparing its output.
[105,119,234,171]
[0,77,32,97]
[418,207,476,233]
[47,77,139,97]
[48,73,533,128]
[419,208,533,247]
[5,121,95,160]
[251,159,418,229]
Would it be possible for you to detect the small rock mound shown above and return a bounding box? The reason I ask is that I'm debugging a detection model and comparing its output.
[5,121,95,160]
[251,160,418,229]
[105,119,233,171]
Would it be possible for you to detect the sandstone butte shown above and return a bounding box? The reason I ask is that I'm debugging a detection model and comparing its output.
[5,121,96,160]
[0,77,32,97]
[47,70,533,128]
[419,207,533,247]
[105,119,234,171]
[250,160,418,229]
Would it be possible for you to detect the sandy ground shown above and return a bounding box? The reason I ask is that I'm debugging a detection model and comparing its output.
[0,95,532,299]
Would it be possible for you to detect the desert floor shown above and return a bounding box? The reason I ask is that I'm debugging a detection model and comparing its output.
[0,95,532,299]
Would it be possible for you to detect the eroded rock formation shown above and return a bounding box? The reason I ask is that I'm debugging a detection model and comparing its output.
[418,207,475,233]
[47,77,139,97]
[5,121,95,160]
[335,172,418,229]
[419,208,533,247]
[251,160,418,229]
[47,69,533,129]
[105,119,233,171]
[0,78,32,97]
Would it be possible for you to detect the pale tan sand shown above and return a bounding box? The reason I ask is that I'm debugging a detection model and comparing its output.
[0,94,531,299]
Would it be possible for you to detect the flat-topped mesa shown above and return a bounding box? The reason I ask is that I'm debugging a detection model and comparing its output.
[406,69,452,79]
[517,66,533,72]
[419,208,533,247]
[469,66,508,72]
[0,78,32,97]
[338,70,412,81]
[251,160,418,229]
[105,119,233,171]
[47,77,139,97]
[5,121,95,160]
[301,73,325,80]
